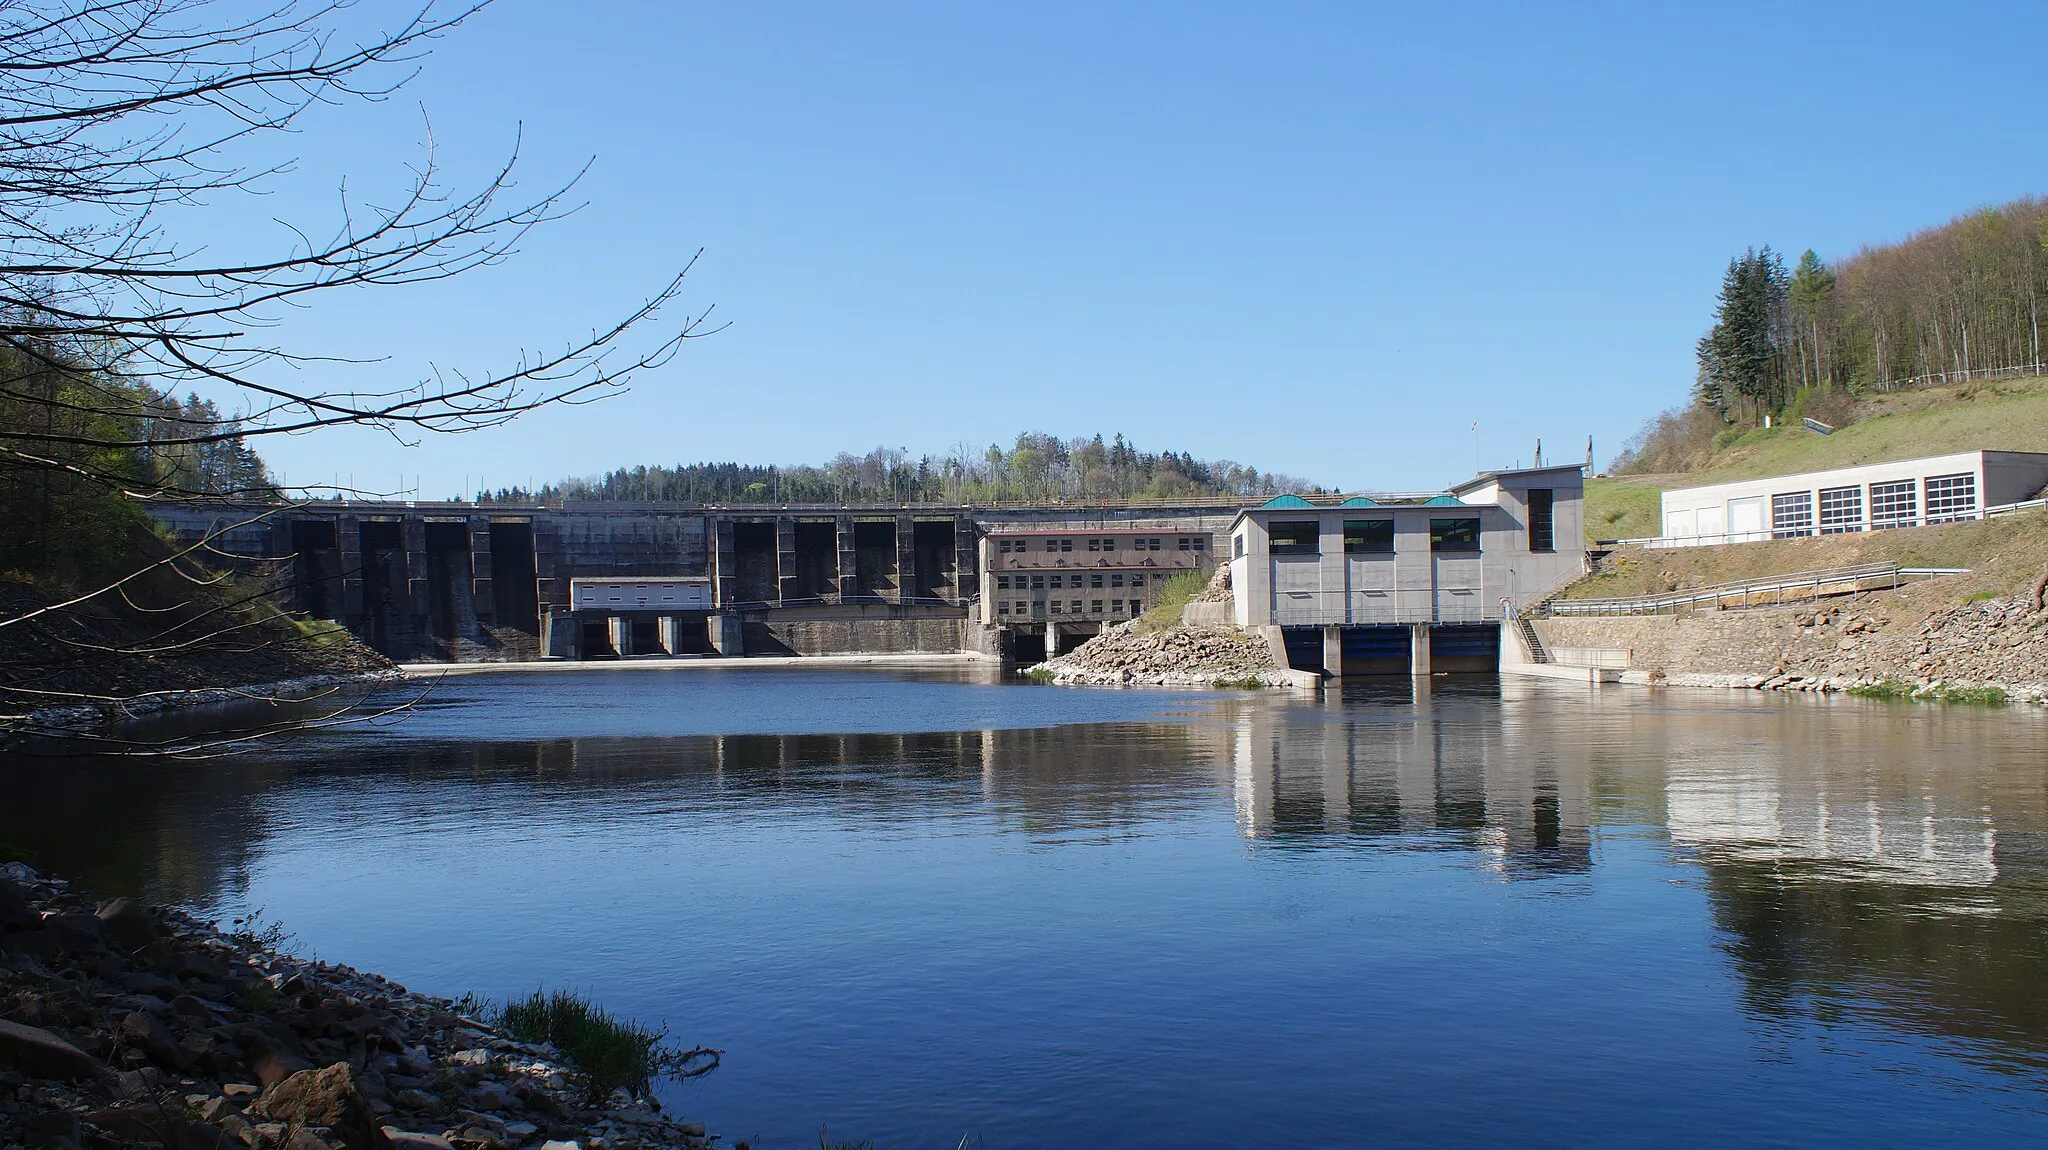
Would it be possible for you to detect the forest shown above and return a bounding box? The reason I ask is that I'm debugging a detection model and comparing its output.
[1694,196,2048,423]
[478,432,1325,505]
[0,344,275,577]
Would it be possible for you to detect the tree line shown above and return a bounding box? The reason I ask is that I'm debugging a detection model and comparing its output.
[1694,196,2048,424]
[0,344,276,576]
[478,432,1325,505]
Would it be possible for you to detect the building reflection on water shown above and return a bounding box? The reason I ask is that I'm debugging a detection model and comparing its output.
[6,679,2048,1068]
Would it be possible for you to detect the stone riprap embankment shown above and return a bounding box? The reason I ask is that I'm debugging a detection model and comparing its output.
[1030,619,1292,687]
[1537,587,2048,703]
[0,866,717,1150]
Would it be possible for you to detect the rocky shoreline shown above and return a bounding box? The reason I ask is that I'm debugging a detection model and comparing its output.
[0,865,722,1150]
[1538,585,2048,704]
[1030,619,1296,688]
[2,673,410,748]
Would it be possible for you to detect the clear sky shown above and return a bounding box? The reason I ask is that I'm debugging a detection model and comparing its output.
[216,0,2048,498]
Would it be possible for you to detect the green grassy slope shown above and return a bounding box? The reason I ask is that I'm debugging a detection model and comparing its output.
[1587,375,2048,545]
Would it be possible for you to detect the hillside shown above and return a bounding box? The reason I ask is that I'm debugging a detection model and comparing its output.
[1589,374,2048,543]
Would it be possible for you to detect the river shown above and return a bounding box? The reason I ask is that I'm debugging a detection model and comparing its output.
[5,666,2048,1147]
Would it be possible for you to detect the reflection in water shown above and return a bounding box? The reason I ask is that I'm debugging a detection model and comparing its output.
[6,670,2048,1143]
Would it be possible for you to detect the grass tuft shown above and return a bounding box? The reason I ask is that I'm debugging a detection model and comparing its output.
[492,988,720,1102]
[1021,667,1054,684]
[1210,676,1266,689]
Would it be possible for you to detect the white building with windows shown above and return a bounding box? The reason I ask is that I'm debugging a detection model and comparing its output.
[1654,450,2048,548]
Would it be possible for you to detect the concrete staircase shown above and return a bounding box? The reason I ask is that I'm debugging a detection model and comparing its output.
[1513,616,1549,664]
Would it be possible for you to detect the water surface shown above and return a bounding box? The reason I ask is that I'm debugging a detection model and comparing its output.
[6,666,2048,1147]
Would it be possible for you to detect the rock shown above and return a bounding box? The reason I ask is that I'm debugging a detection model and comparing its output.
[0,877,38,930]
[0,1017,100,1079]
[259,1062,390,1150]
[449,1049,492,1066]
[97,897,161,951]
[539,1142,580,1150]
[88,1103,188,1141]
[118,1009,189,1070]
[24,1108,83,1145]
[469,1081,516,1111]
[394,1088,439,1111]
[383,1131,458,1150]
[179,1121,240,1150]
[223,1082,261,1098]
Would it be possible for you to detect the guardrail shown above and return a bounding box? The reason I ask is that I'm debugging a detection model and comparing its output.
[1541,563,1969,617]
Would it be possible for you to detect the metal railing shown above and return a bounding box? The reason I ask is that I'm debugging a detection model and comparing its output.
[1542,563,1969,617]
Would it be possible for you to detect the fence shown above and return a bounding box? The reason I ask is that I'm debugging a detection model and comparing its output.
[1541,563,1969,617]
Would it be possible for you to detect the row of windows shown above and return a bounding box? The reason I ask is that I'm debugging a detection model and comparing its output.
[1772,474,1978,537]
[996,572,1160,590]
[996,599,1145,616]
[1264,518,1483,555]
[995,536,1205,553]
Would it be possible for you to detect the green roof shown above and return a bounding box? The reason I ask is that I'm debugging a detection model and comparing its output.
[1259,494,1317,509]
[1423,495,1465,506]
[1338,496,1379,507]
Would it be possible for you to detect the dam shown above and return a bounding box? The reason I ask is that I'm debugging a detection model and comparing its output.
[153,500,1244,663]
[154,464,1582,671]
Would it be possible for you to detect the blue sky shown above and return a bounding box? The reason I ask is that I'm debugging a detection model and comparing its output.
[217,1,2048,497]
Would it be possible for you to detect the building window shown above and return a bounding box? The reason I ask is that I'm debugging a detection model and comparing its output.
[1178,537,1192,551]
[1192,537,1205,551]
[1090,573,1103,587]
[1111,600,1125,614]
[997,540,1011,554]
[1016,600,1029,614]
[1070,599,1082,613]
[1870,480,1917,529]
[1129,598,1144,614]
[997,575,1010,589]
[1088,538,1101,551]
[1030,575,1045,588]
[1049,574,1062,589]
[1060,538,1073,552]
[1925,473,1978,523]
[1269,520,1319,554]
[1528,489,1555,552]
[1091,599,1104,613]
[1032,601,1045,617]
[1111,572,1124,587]
[1050,601,1062,614]
[1234,534,1246,558]
[997,602,1010,615]
[1343,519,1394,553]
[1818,486,1863,534]
[1771,492,1814,538]
[1429,518,1481,552]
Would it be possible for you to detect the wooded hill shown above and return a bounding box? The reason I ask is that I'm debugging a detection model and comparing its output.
[481,432,1326,505]
[1691,196,2048,425]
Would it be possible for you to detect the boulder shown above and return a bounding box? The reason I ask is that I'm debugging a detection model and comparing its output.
[259,1062,391,1150]
[0,877,38,930]
[0,1017,99,1079]
[117,1010,189,1071]
[382,1130,458,1150]
[96,897,160,951]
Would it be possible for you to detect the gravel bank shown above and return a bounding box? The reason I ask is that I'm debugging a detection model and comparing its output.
[0,866,720,1150]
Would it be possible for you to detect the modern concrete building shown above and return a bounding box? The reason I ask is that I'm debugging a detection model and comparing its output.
[1227,465,1587,675]
[1654,450,2048,548]
[978,526,1215,660]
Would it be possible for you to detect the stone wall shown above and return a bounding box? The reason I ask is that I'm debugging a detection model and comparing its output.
[1535,585,2048,701]
[742,614,969,657]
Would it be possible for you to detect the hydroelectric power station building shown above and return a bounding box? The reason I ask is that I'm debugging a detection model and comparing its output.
[150,463,1588,675]
[1226,464,1587,674]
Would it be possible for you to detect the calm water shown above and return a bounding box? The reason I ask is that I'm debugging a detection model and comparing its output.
[7,666,2048,1147]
